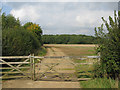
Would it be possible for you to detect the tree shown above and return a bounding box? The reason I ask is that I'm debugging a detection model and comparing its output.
[94,11,120,79]
[2,28,41,56]
[2,13,20,30]
[42,34,96,44]
[23,22,42,44]
[2,13,43,56]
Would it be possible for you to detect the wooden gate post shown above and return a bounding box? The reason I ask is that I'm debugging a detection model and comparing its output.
[30,54,35,80]
[115,74,119,88]
[30,54,33,80]
[118,74,120,89]
[32,54,35,81]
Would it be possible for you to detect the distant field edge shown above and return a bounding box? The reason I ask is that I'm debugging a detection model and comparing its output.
[44,44,97,47]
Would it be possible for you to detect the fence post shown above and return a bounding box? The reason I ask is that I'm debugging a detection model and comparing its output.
[30,54,33,80]
[118,74,120,89]
[115,74,118,88]
[33,54,35,81]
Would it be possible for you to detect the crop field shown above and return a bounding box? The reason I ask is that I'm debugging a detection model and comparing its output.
[44,44,97,56]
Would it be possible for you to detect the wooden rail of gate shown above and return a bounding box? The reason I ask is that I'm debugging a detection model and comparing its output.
[0,55,100,81]
[34,55,100,81]
[0,54,38,80]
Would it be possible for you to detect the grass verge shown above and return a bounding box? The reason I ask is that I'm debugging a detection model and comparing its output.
[80,77,116,88]
[35,46,47,56]
[74,58,116,88]
[75,64,94,78]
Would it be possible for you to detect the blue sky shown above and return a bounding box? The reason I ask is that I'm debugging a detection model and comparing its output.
[1,1,118,35]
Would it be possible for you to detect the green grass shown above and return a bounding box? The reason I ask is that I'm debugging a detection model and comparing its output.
[75,63,117,88]
[80,78,116,88]
[34,47,47,63]
[74,57,95,79]
[73,59,87,63]
[36,47,47,56]
[74,58,116,88]
[75,64,94,78]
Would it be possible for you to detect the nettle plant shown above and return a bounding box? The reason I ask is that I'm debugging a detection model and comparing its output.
[94,11,120,79]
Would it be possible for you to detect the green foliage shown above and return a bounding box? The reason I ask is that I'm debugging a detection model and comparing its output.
[2,28,41,56]
[36,47,47,56]
[2,13,20,30]
[23,22,33,29]
[23,22,42,44]
[42,34,96,44]
[94,11,120,78]
[2,13,43,56]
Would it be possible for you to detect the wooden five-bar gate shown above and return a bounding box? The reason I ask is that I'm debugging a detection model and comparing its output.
[0,55,99,81]
[0,54,42,80]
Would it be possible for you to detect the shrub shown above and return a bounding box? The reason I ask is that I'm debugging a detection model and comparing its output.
[2,28,41,56]
[94,11,120,79]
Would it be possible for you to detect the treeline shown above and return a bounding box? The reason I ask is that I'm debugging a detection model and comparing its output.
[2,12,44,56]
[42,34,96,44]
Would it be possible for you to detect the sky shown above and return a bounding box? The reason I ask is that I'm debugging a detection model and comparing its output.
[1,1,119,35]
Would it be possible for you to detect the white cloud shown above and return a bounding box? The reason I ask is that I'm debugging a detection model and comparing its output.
[10,5,40,23]
[75,10,113,28]
[47,22,54,26]
[9,2,115,35]
[2,0,120,2]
